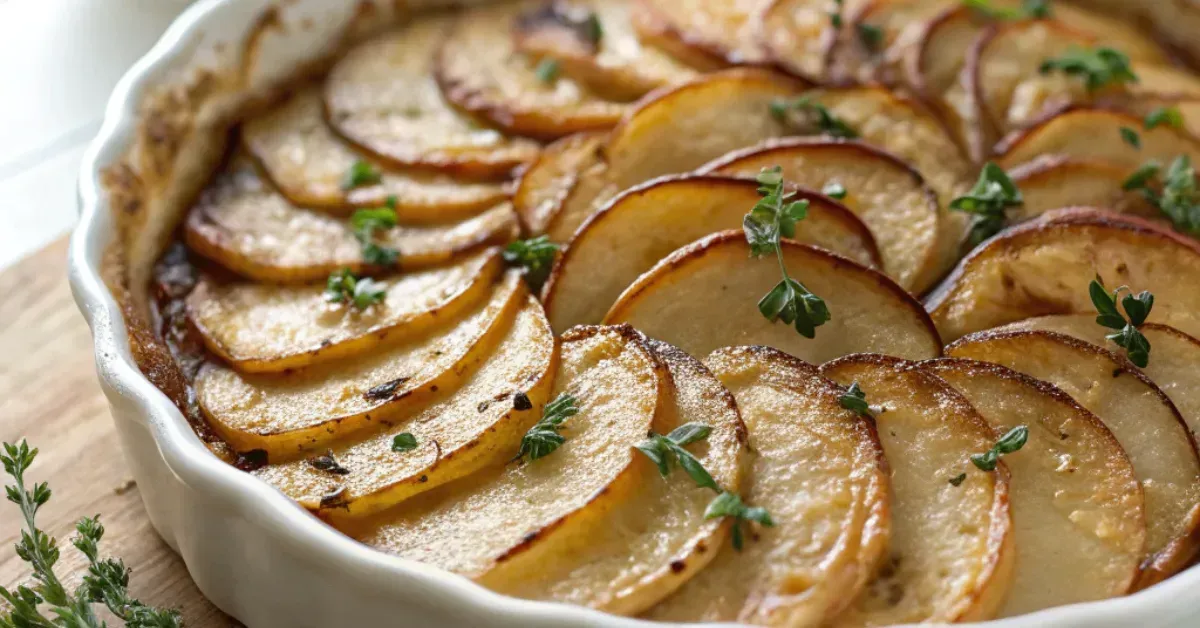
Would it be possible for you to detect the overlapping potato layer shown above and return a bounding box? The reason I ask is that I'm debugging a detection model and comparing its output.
[154,0,1200,624]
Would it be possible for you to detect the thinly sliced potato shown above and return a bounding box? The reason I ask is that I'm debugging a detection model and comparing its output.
[927,208,1200,342]
[242,87,508,219]
[512,0,699,101]
[820,354,1013,626]
[435,1,628,140]
[1068,0,1200,67]
[632,0,771,67]
[195,272,524,457]
[484,340,744,614]
[996,106,1200,170]
[254,295,556,518]
[908,6,990,159]
[184,159,518,283]
[511,131,606,237]
[826,0,955,85]
[1007,157,1160,222]
[604,231,942,362]
[187,249,503,373]
[946,329,1200,588]
[755,0,843,82]
[919,358,1144,616]
[700,138,944,293]
[999,314,1200,442]
[351,324,667,579]
[323,18,541,179]
[648,345,888,625]
[544,175,880,333]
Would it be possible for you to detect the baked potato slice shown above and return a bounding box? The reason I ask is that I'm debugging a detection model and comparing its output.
[946,329,1200,588]
[435,1,628,140]
[1067,0,1200,68]
[820,354,1014,625]
[999,314,1200,442]
[183,159,518,283]
[632,0,771,67]
[825,0,955,86]
[483,340,744,614]
[195,272,524,457]
[254,295,556,518]
[647,345,889,625]
[604,231,941,362]
[700,138,943,293]
[512,0,699,101]
[351,324,667,579]
[756,0,853,82]
[919,358,1144,615]
[242,87,508,219]
[995,106,1200,170]
[1007,157,1160,222]
[927,209,1200,342]
[187,248,503,373]
[543,175,881,333]
[323,17,541,179]
[511,131,607,238]
[907,6,990,160]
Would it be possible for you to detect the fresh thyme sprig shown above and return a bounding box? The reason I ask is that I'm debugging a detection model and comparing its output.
[1090,277,1155,367]
[838,382,883,419]
[0,440,182,628]
[1122,156,1200,237]
[950,162,1024,246]
[516,393,579,461]
[342,160,382,191]
[744,167,831,339]
[704,491,776,551]
[970,426,1029,471]
[1145,106,1184,131]
[1038,47,1138,91]
[324,268,387,310]
[962,0,1051,20]
[768,97,858,139]
[503,236,560,292]
[350,198,400,266]
[635,423,717,491]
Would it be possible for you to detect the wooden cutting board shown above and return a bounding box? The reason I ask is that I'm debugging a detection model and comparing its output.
[0,237,236,626]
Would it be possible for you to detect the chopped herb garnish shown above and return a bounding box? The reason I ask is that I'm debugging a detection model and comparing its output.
[0,440,183,627]
[744,167,831,338]
[308,450,351,475]
[516,393,579,461]
[970,425,1029,471]
[769,96,858,139]
[1120,126,1141,149]
[1038,47,1138,91]
[705,491,775,551]
[391,433,418,453]
[1122,156,1200,237]
[351,199,400,266]
[949,162,1024,246]
[1144,106,1184,130]
[838,382,881,419]
[636,423,717,490]
[342,159,382,191]
[503,235,559,292]
[325,268,387,310]
[962,0,1051,20]
[857,23,883,53]
[1090,277,1154,367]
[535,58,561,84]
[822,181,847,200]
[948,473,967,487]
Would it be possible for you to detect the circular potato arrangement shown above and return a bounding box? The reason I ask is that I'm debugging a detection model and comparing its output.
[151,0,1200,624]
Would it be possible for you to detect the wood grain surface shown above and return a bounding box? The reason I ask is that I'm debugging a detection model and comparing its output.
[0,237,236,626]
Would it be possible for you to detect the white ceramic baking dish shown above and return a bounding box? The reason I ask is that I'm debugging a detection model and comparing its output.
[66,0,1200,625]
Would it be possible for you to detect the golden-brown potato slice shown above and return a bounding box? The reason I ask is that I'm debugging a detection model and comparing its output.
[254,295,556,518]
[1068,0,1200,67]
[647,345,888,625]
[604,231,942,362]
[436,1,628,140]
[820,354,1013,625]
[996,106,1200,170]
[755,0,843,82]
[323,17,541,179]
[700,138,943,293]
[919,358,1144,615]
[512,0,699,101]
[183,160,518,283]
[1007,157,1160,222]
[350,324,666,579]
[999,314,1200,442]
[242,87,508,219]
[825,0,955,86]
[195,272,524,457]
[632,0,772,67]
[511,131,606,237]
[946,329,1200,588]
[907,6,990,159]
[927,209,1200,342]
[187,249,503,373]
[483,340,744,614]
[543,175,881,333]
